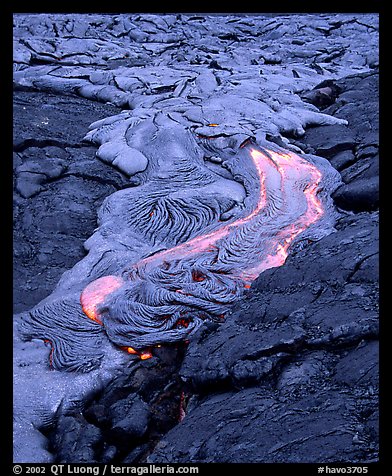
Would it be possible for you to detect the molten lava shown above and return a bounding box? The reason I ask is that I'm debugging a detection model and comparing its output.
[80,275,125,324]
[239,148,324,280]
[80,145,326,360]
[135,146,321,270]
[119,346,153,360]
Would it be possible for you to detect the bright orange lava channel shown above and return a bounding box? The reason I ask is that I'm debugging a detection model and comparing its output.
[240,148,324,280]
[80,146,325,360]
[137,148,268,267]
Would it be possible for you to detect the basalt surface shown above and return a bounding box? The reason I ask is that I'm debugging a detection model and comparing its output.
[13,13,378,463]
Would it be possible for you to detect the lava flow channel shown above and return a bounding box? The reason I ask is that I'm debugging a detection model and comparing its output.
[80,145,325,358]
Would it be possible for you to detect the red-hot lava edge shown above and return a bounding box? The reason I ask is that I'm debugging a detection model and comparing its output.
[79,146,324,360]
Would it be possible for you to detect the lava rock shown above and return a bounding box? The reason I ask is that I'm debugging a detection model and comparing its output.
[329,149,356,171]
[13,91,119,148]
[323,71,379,147]
[333,176,379,212]
[13,91,128,313]
[84,404,109,427]
[148,388,377,463]
[301,70,379,215]
[13,13,379,465]
[148,212,378,462]
[108,394,150,444]
[333,340,379,387]
[340,155,379,184]
[356,145,378,160]
[303,124,356,158]
[54,415,102,463]
[260,52,282,64]
[15,158,67,198]
[276,350,333,391]
[123,444,151,463]
[180,212,378,387]
[74,346,185,463]
[301,81,340,109]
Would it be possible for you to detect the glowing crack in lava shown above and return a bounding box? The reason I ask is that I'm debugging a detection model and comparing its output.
[79,146,326,360]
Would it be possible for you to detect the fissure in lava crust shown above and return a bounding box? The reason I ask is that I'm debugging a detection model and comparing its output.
[19,140,340,371]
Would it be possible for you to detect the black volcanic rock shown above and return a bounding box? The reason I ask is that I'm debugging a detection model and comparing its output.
[13,91,119,149]
[300,81,340,109]
[303,123,356,158]
[329,150,356,171]
[108,394,150,444]
[15,158,67,198]
[13,91,128,313]
[149,387,377,463]
[56,346,186,463]
[300,71,379,213]
[340,154,379,184]
[148,211,379,463]
[302,72,378,155]
[333,177,379,212]
[179,212,378,385]
[54,414,102,463]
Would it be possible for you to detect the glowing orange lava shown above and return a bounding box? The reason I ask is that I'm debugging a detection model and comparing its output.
[119,346,153,360]
[80,275,124,324]
[125,346,138,354]
[136,148,268,268]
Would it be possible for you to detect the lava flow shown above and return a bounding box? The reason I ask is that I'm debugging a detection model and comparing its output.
[79,145,326,359]
[80,275,125,324]
[239,148,324,280]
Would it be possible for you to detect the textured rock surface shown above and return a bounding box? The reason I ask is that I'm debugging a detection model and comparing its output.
[13,91,126,313]
[15,12,356,374]
[148,212,378,463]
[299,71,379,212]
[13,13,378,464]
